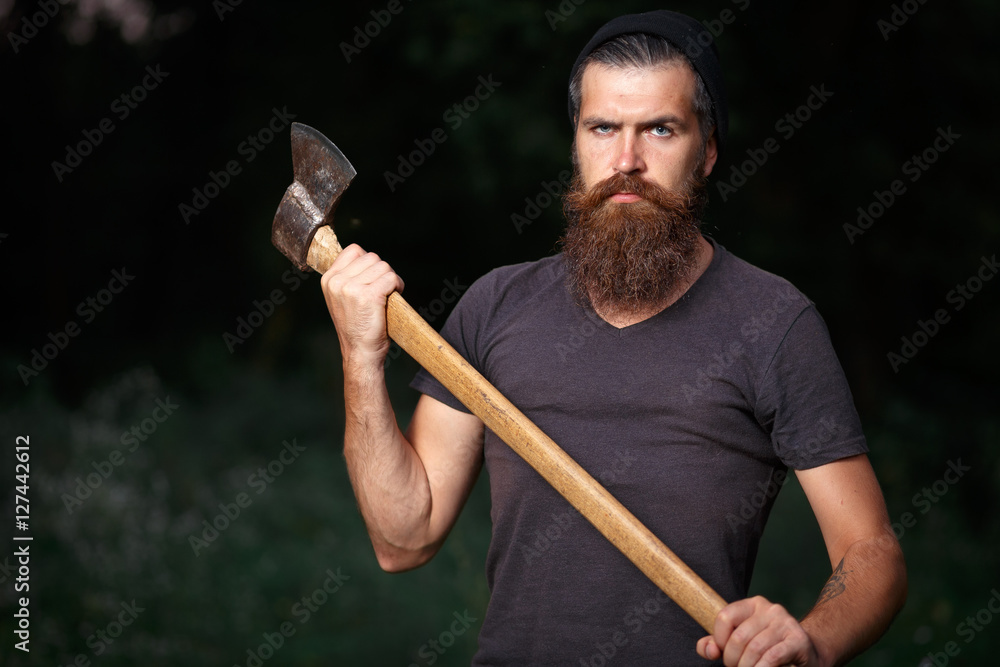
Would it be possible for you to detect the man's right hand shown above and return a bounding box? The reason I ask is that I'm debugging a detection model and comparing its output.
[320,243,405,368]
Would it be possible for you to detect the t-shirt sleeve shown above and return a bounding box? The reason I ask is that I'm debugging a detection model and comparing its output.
[754,306,869,470]
[408,273,495,414]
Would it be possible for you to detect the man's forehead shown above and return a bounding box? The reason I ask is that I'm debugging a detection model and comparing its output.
[578,62,699,116]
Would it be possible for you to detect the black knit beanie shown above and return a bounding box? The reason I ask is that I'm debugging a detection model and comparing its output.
[568,10,728,160]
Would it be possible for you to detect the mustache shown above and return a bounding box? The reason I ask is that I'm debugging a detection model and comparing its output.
[565,170,702,214]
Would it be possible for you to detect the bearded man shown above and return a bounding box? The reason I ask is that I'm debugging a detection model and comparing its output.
[320,10,907,666]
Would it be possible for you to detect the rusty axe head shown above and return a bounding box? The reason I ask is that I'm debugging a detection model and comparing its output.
[271,123,356,272]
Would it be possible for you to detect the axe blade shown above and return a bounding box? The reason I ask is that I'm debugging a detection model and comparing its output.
[271,123,357,271]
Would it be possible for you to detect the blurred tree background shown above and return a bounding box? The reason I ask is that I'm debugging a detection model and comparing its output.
[0,0,997,664]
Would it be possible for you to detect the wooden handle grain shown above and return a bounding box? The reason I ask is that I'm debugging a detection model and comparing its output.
[306,226,345,273]
[307,225,727,633]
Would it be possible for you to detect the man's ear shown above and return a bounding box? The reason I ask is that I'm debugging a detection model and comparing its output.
[702,134,719,177]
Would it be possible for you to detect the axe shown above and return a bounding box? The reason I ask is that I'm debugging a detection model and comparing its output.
[271,122,728,633]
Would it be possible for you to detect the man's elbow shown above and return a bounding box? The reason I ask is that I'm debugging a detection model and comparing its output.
[373,540,441,573]
[887,536,909,616]
[862,528,908,616]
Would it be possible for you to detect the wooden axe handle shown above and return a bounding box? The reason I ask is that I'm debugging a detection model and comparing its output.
[307,226,728,633]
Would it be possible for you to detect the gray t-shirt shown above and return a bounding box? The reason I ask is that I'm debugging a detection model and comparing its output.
[410,239,867,665]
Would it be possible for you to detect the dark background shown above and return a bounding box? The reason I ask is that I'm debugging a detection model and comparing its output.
[1,0,997,664]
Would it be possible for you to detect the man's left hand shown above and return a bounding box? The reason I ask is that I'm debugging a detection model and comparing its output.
[696,596,824,666]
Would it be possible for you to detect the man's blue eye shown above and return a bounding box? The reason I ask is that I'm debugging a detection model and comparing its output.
[651,126,671,136]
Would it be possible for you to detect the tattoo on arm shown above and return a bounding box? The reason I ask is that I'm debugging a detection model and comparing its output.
[816,558,853,605]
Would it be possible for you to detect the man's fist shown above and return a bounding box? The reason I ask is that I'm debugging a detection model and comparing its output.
[320,243,405,367]
[697,595,823,667]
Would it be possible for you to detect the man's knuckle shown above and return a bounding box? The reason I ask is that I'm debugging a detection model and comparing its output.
[329,276,348,293]
[729,626,749,645]
[342,282,365,299]
[761,644,788,665]
[763,601,784,617]
[747,634,770,652]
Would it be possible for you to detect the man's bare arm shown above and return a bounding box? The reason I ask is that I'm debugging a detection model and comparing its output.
[697,454,906,666]
[323,244,485,572]
[796,454,908,665]
[344,385,483,572]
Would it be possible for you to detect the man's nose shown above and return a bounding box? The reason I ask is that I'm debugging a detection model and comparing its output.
[615,133,646,174]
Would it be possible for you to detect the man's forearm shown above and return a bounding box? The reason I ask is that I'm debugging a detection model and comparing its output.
[800,531,907,666]
[342,359,434,570]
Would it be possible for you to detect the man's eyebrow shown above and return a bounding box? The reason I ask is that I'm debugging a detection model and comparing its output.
[580,115,618,128]
[646,114,685,127]
[579,114,688,128]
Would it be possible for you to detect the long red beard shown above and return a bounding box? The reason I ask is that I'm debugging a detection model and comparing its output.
[559,165,708,318]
